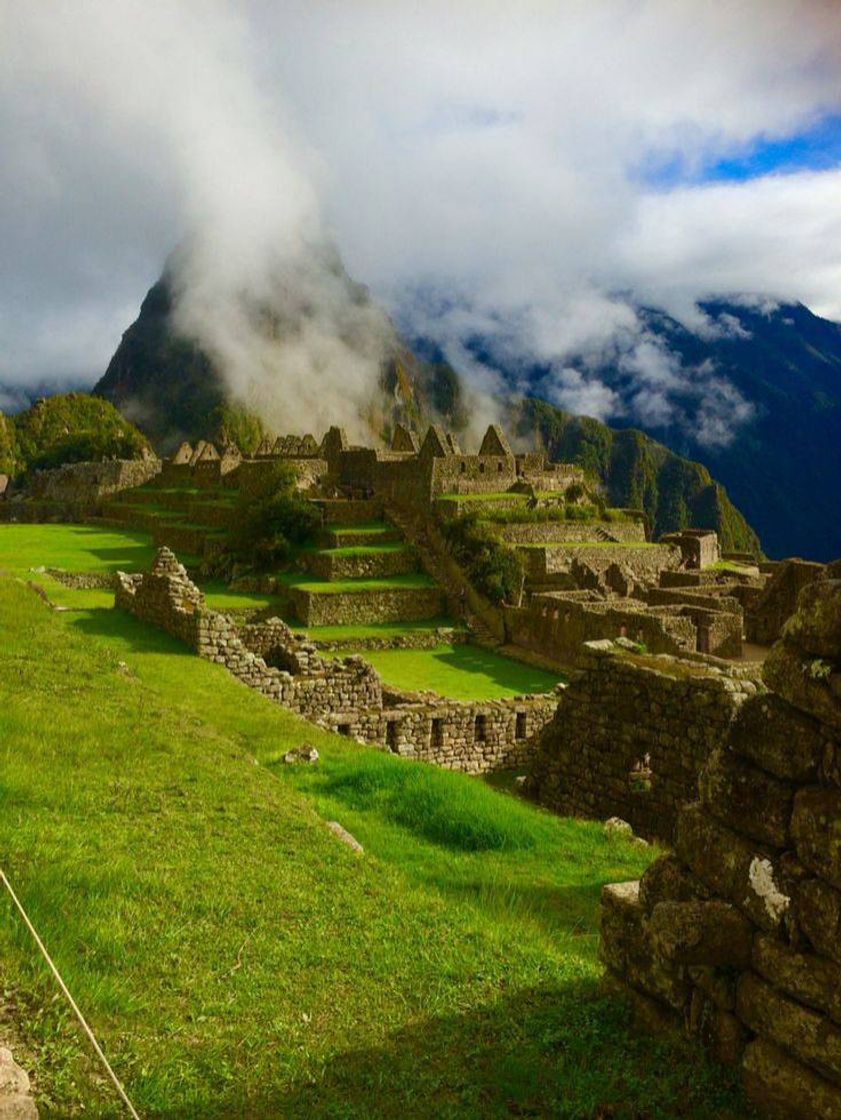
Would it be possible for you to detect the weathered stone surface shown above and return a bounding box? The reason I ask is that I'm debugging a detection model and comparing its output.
[0,1049,37,1120]
[638,853,708,914]
[283,744,319,764]
[699,748,794,848]
[674,803,789,933]
[728,691,825,782]
[781,577,841,660]
[687,987,747,1065]
[763,639,841,734]
[599,882,690,1012]
[687,965,737,1011]
[743,1038,841,1120]
[753,934,841,1024]
[795,876,841,964]
[649,900,753,967]
[326,821,363,853]
[737,971,841,1085]
[790,787,841,891]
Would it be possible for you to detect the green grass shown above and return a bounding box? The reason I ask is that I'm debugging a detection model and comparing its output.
[0,575,750,1118]
[327,644,563,699]
[277,571,437,594]
[331,522,395,536]
[437,491,528,503]
[0,524,751,1116]
[299,618,466,641]
[196,580,282,611]
[321,543,409,556]
[0,523,157,576]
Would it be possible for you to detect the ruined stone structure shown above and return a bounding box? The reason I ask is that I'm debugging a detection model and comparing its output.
[598,567,841,1118]
[116,549,557,774]
[528,640,761,842]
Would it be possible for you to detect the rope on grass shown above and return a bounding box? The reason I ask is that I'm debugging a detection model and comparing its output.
[0,868,141,1119]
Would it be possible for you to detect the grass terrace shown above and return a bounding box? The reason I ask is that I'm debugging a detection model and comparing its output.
[275,571,437,594]
[0,572,749,1117]
[326,643,564,700]
[0,523,158,576]
[300,618,466,642]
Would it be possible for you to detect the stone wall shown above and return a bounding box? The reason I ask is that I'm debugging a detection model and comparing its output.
[746,558,825,645]
[499,520,647,544]
[598,566,841,1119]
[505,597,699,664]
[26,458,160,501]
[305,547,418,581]
[528,640,761,842]
[288,586,445,627]
[520,543,680,584]
[116,548,557,774]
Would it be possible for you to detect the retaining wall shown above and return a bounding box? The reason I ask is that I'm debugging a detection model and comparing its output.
[528,640,761,843]
[598,566,841,1118]
[116,548,557,774]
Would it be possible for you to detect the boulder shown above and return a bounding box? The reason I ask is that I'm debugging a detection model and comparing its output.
[283,744,320,765]
[0,1049,37,1120]
[795,877,841,964]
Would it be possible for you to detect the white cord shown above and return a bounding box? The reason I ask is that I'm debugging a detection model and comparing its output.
[0,869,141,1119]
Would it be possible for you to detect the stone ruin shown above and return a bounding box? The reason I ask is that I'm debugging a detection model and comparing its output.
[115,548,558,774]
[598,565,841,1118]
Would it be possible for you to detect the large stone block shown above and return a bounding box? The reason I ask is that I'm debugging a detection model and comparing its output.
[737,971,841,1085]
[598,882,690,1012]
[674,803,789,933]
[698,748,794,848]
[728,692,825,782]
[782,577,841,660]
[796,877,841,964]
[649,900,753,967]
[753,934,841,1024]
[638,852,708,914]
[763,640,841,734]
[791,787,841,891]
[743,1038,841,1120]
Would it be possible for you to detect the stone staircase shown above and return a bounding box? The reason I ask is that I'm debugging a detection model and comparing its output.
[595,525,621,543]
[384,503,504,649]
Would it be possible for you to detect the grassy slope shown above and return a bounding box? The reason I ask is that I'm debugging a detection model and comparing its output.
[328,644,562,700]
[0,571,749,1118]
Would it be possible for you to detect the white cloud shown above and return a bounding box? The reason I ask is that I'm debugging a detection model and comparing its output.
[1,0,840,442]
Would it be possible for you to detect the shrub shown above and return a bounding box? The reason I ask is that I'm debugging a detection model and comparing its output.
[441,513,523,605]
[230,462,321,568]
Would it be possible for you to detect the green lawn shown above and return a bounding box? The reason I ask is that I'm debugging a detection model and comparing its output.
[0,575,748,1118]
[300,619,465,641]
[277,571,437,594]
[321,543,410,556]
[0,523,157,575]
[327,643,564,699]
[331,522,395,536]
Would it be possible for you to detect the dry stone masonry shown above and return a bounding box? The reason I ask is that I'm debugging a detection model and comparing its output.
[116,548,557,773]
[528,640,761,843]
[598,565,841,1118]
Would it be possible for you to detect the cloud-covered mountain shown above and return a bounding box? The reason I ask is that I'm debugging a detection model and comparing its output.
[407,299,841,561]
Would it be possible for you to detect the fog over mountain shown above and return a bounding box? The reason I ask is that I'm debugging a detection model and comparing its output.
[2,1,841,554]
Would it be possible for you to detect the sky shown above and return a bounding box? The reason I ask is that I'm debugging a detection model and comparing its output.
[2,0,841,438]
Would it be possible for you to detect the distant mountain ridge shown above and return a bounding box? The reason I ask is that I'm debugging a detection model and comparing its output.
[410,299,841,560]
[92,268,761,554]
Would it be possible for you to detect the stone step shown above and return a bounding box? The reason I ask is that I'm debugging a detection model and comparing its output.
[287,584,447,627]
[320,524,402,548]
[314,498,383,525]
[304,546,419,581]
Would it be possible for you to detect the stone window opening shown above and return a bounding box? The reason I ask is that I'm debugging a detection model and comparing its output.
[629,753,653,795]
[431,717,444,748]
[475,714,487,742]
[479,462,486,474]
[386,720,399,752]
[515,712,527,740]
[460,461,466,474]
[338,723,351,737]
[497,462,504,472]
